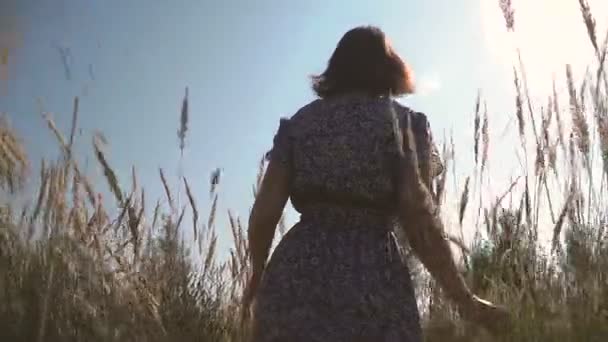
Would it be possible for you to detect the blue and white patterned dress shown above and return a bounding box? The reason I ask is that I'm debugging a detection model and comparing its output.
[252,94,442,342]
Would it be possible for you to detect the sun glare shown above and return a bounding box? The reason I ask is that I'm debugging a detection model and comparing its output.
[480,0,608,95]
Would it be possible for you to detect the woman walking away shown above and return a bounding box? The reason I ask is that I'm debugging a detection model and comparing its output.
[243,25,509,342]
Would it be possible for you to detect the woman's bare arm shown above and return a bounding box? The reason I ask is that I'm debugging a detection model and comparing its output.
[248,159,290,274]
[397,117,473,306]
[398,185,473,304]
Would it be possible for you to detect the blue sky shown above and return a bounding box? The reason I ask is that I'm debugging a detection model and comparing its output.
[2,0,605,255]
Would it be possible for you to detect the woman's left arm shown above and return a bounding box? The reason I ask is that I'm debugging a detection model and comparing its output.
[248,117,292,275]
[248,160,290,274]
[242,160,289,323]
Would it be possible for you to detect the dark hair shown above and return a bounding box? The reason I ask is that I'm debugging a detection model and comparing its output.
[312,26,415,99]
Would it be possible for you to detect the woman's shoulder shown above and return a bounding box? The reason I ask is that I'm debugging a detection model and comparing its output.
[292,99,324,118]
[390,101,432,134]
[275,99,323,126]
[391,100,427,120]
[285,97,430,127]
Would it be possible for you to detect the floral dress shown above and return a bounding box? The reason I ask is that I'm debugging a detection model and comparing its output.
[252,94,442,342]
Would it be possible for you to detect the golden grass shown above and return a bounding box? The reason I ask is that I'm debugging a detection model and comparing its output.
[1,1,607,341]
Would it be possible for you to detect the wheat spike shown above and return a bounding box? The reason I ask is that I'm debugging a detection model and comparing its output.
[566,64,590,156]
[183,177,199,240]
[481,101,490,173]
[93,133,123,204]
[178,87,189,156]
[159,168,175,213]
[474,91,481,165]
[458,177,471,226]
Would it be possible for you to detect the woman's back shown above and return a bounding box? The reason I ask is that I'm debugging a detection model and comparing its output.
[275,95,434,222]
[252,95,434,341]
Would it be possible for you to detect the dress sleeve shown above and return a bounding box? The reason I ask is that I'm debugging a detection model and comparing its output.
[429,135,444,178]
[403,111,444,178]
[265,118,292,166]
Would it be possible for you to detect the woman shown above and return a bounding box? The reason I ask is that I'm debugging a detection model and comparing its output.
[243,26,508,341]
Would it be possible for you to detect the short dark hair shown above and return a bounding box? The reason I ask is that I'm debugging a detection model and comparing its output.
[312,26,415,99]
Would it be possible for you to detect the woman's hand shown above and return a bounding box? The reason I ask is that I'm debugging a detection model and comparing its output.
[460,295,512,336]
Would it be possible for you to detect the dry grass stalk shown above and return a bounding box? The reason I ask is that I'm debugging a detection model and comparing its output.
[552,190,574,252]
[446,234,471,256]
[210,167,221,199]
[42,166,56,231]
[458,177,470,226]
[178,87,189,156]
[0,115,28,191]
[203,232,217,276]
[595,30,608,89]
[93,134,123,204]
[499,0,515,31]
[67,97,79,158]
[75,165,97,207]
[32,160,50,221]
[151,199,161,231]
[580,68,590,114]
[42,112,98,208]
[43,113,68,153]
[523,179,532,227]
[486,177,521,239]
[228,209,248,287]
[183,177,199,240]
[567,64,591,156]
[198,221,205,255]
[481,101,490,173]
[71,163,81,209]
[113,193,132,235]
[208,193,218,231]
[36,262,55,342]
[131,165,138,194]
[175,205,187,234]
[517,51,542,148]
[535,141,545,175]
[597,113,608,175]
[591,32,608,177]
[553,80,566,150]
[513,68,526,140]
[542,101,552,147]
[474,91,481,165]
[128,196,144,260]
[578,0,600,57]
[159,168,175,213]
[432,139,450,206]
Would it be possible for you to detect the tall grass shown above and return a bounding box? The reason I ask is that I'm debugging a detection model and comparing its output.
[1,1,608,341]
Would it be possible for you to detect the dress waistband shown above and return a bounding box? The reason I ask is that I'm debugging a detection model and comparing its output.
[297,203,399,231]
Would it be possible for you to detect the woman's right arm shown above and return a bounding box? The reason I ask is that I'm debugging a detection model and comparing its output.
[392,106,509,336]
[398,183,473,305]
[396,113,473,306]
